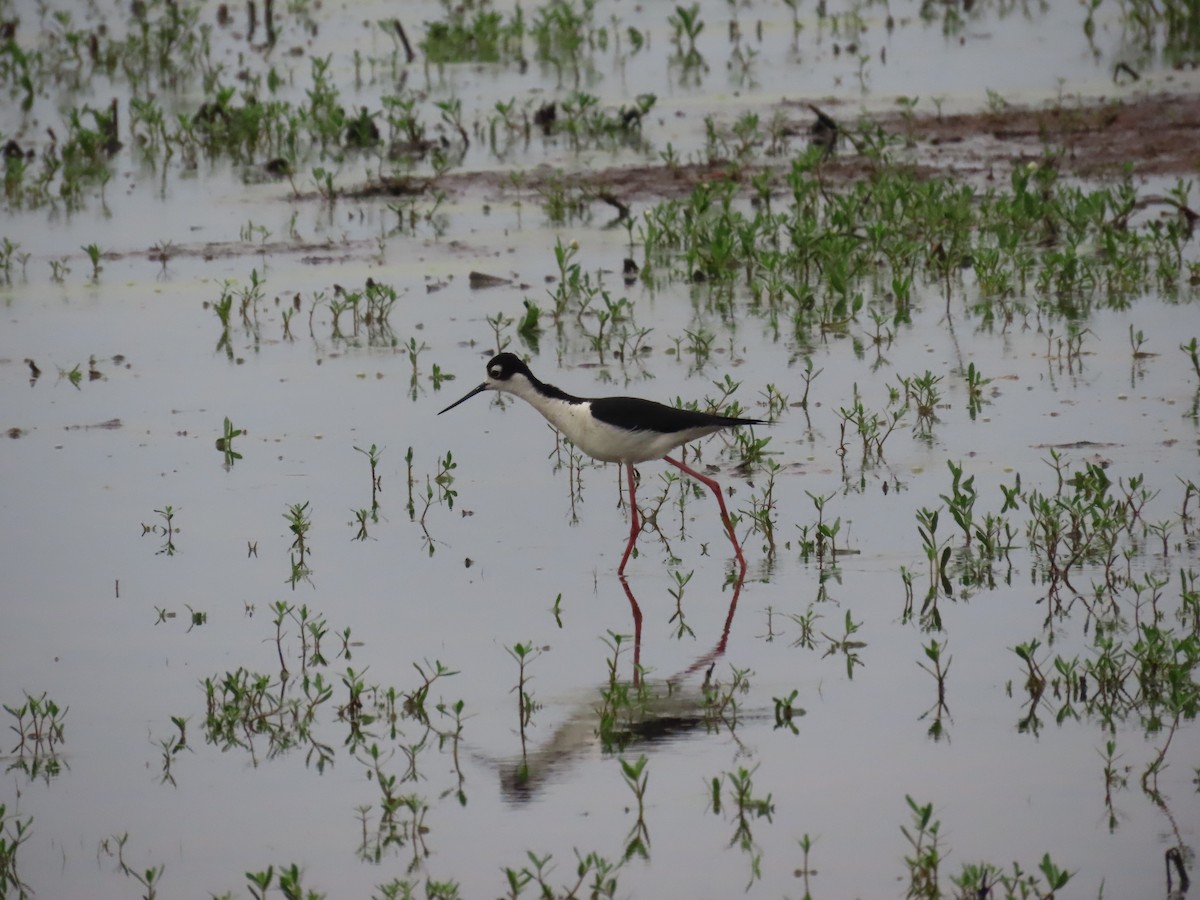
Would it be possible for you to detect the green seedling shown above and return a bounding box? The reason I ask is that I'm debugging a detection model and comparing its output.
[1000,474,1023,513]
[238,224,270,252]
[744,459,780,558]
[601,630,631,690]
[0,803,33,895]
[668,568,695,639]
[203,653,334,766]
[215,417,243,466]
[420,3,523,65]
[141,505,179,556]
[940,460,977,547]
[668,3,705,68]
[619,755,650,860]
[797,357,822,409]
[901,370,943,436]
[1181,337,1200,380]
[434,451,457,505]
[149,240,176,273]
[916,506,953,612]
[771,689,802,733]
[245,862,321,900]
[901,796,943,899]
[529,0,600,86]
[406,338,428,398]
[787,605,821,650]
[503,850,620,900]
[415,451,457,553]
[400,658,458,726]
[82,242,103,280]
[759,384,789,420]
[354,443,383,521]
[507,641,542,758]
[806,490,840,562]
[154,715,189,787]
[236,269,265,330]
[312,166,336,202]
[487,311,514,353]
[104,833,165,900]
[1129,323,1154,359]
[56,362,83,389]
[713,764,773,889]
[4,691,68,783]
[708,666,749,715]
[430,362,454,391]
[0,238,19,284]
[820,610,866,678]
[344,106,380,148]
[1013,638,1047,712]
[362,280,399,332]
[284,501,313,589]
[211,281,234,343]
[405,446,416,519]
[965,362,990,419]
[794,834,817,899]
[835,387,904,465]
[917,640,951,738]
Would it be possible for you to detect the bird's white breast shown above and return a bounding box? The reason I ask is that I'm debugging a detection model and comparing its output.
[527,396,717,464]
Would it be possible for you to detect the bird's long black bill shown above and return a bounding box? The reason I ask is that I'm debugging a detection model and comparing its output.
[438,382,489,415]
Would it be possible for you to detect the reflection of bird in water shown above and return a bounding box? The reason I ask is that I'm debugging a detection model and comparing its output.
[497,572,751,804]
[498,679,732,803]
[439,353,767,573]
[1165,846,1189,899]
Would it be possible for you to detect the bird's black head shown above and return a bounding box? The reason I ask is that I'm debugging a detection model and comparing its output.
[438,352,536,415]
[484,352,534,383]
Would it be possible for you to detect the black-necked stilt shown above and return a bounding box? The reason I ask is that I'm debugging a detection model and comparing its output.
[439,352,767,573]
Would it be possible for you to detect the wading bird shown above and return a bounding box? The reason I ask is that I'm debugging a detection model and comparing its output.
[439,353,766,573]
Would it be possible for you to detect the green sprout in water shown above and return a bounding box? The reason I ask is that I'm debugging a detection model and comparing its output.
[0,802,32,895]
[668,3,705,69]
[140,504,179,556]
[917,639,952,740]
[487,310,514,354]
[771,689,803,733]
[619,755,650,860]
[284,501,313,589]
[58,363,83,389]
[517,299,543,351]
[0,238,22,284]
[507,641,543,762]
[1181,336,1200,380]
[4,691,68,783]
[215,417,243,467]
[668,568,695,639]
[354,443,383,525]
[965,362,991,420]
[712,764,773,890]
[102,833,164,900]
[82,242,103,280]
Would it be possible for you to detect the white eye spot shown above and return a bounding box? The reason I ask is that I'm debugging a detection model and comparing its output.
[489,367,501,378]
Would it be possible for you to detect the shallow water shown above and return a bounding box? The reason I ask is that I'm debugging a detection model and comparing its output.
[2,1,1199,898]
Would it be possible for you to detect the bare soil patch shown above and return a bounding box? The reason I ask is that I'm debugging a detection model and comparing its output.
[431,91,1200,204]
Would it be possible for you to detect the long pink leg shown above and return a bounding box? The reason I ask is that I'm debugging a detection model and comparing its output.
[664,455,747,569]
[617,463,641,575]
[617,576,644,686]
